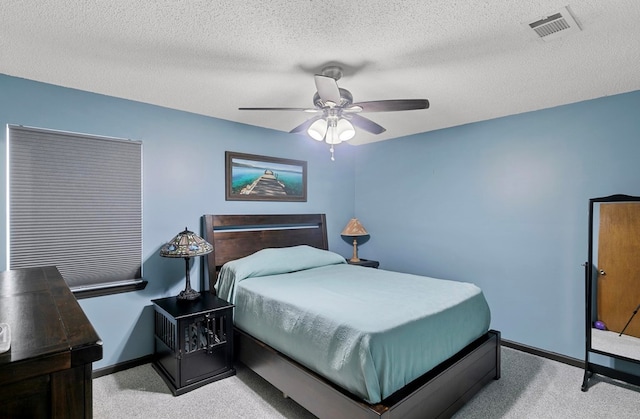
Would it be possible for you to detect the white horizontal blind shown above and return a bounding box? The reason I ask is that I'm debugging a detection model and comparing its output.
[8,125,142,290]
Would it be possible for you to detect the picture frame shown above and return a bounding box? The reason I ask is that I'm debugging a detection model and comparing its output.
[225,151,307,202]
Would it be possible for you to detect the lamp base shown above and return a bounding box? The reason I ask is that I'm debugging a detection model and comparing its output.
[177,288,200,300]
[177,257,200,300]
[349,238,360,263]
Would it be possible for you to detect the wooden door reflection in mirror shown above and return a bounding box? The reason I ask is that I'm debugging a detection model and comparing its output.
[583,194,640,391]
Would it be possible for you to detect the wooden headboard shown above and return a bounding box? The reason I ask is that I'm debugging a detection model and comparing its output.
[202,214,328,293]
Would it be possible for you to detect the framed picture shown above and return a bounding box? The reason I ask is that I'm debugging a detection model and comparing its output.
[225,151,307,202]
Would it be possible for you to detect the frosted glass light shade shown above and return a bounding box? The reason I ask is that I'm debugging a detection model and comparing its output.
[337,119,355,141]
[308,119,327,141]
[325,121,340,145]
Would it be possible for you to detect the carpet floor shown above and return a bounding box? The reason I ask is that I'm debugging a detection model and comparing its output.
[93,347,640,418]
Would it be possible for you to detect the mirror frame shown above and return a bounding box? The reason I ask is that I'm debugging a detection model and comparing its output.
[583,194,640,391]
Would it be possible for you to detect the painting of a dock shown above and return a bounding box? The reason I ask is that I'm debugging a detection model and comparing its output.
[225,151,307,201]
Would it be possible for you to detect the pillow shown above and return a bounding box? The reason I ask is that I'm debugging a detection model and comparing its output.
[216,245,346,302]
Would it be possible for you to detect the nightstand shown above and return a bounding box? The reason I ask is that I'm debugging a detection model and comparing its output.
[151,293,235,395]
[347,258,380,268]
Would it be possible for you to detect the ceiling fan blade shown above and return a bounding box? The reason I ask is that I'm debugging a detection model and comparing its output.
[314,75,342,104]
[289,116,323,134]
[348,114,386,135]
[350,99,429,112]
[239,107,319,112]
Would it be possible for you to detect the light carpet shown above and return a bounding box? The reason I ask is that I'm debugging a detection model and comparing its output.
[93,347,640,418]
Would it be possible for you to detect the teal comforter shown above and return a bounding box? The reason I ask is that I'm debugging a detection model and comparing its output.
[217,246,491,404]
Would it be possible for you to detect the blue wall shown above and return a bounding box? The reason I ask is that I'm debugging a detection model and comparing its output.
[0,74,356,369]
[3,73,640,371]
[354,91,640,362]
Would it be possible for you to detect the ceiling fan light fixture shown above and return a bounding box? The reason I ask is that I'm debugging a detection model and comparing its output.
[308,117,355,146]
[308,119,327,141]
[239,66,428,160]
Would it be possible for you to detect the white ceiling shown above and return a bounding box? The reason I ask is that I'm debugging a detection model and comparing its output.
[2,1,640,145]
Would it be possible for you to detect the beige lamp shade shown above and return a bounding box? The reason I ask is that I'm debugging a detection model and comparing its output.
[341,218,369,262]
[341,218,368,236]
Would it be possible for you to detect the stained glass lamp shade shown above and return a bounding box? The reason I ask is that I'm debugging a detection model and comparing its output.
[159,227,213,300]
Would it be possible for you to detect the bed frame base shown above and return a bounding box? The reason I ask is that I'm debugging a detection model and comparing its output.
[236,328,501,419]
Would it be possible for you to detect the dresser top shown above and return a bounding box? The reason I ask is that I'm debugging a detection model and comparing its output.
[0,266,102,376]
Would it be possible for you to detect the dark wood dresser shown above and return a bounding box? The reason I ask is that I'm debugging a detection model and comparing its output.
[0,266,103,418]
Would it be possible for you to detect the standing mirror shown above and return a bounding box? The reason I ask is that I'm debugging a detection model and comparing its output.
[583,194,640,391]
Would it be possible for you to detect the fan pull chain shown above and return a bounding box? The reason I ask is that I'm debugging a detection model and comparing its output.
[330,145,335,161]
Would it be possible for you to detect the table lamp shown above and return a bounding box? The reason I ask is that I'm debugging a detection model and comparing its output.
[341,218,369,262]
[160,227,213,300]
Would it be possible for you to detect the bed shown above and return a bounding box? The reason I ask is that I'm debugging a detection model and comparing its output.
[203,214,500,419]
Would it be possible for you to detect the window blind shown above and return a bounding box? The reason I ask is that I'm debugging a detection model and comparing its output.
[8,125,143,292]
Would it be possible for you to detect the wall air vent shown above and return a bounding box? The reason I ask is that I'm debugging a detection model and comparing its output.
[527,6,581,42]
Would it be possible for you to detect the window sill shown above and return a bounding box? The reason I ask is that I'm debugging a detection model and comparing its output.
[72,279,148,299]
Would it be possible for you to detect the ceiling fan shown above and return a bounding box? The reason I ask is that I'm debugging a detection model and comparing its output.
[239,65,429,160]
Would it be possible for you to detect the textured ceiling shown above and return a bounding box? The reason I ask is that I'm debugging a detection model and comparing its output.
[2,1,640,145]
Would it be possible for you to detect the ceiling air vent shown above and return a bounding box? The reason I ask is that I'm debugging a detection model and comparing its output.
[527,6,581,41]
